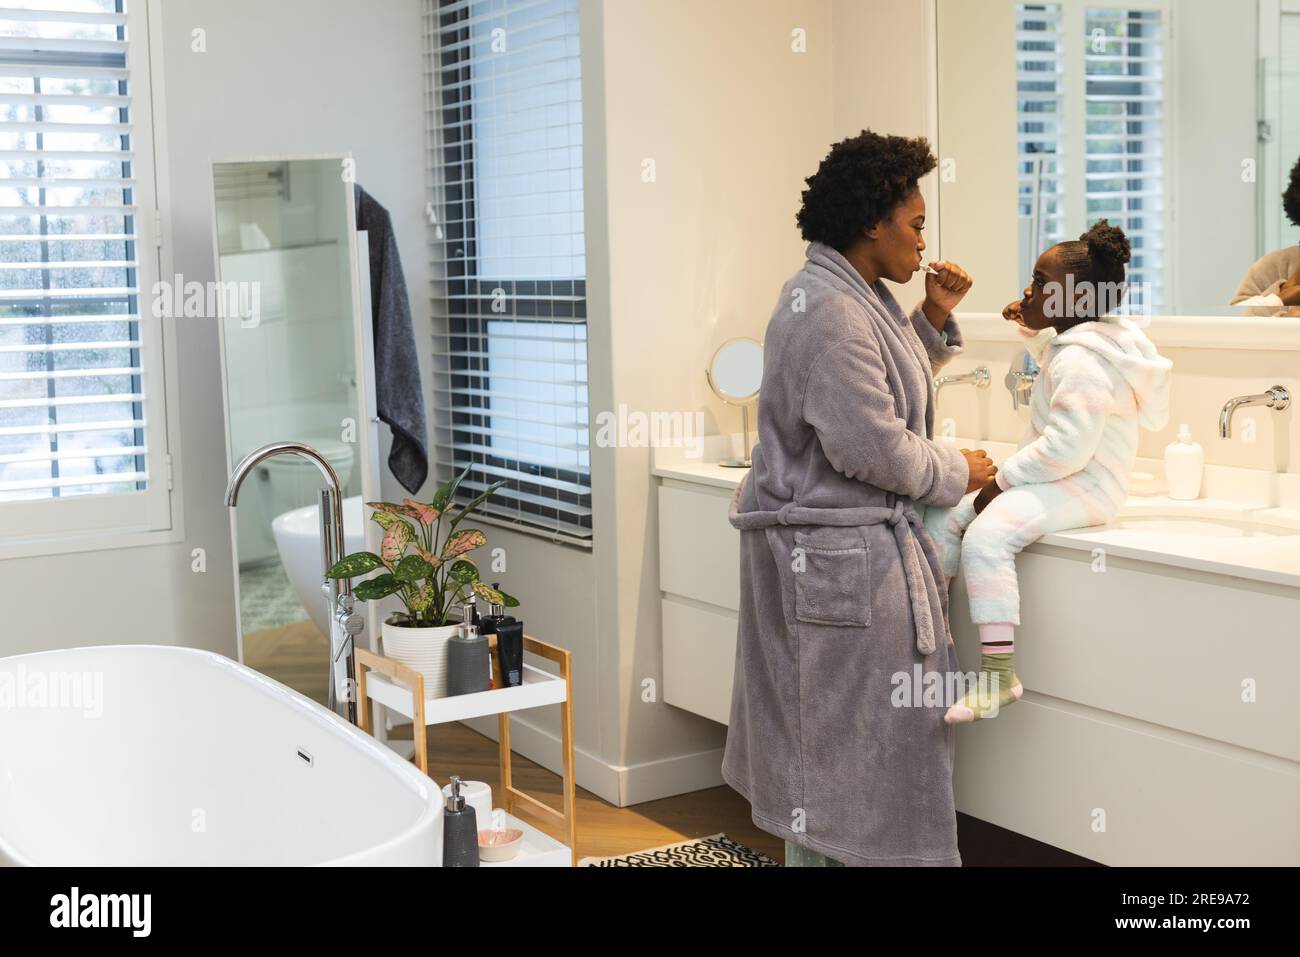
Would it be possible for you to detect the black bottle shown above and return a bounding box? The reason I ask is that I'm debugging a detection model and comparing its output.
[480,584,523,688]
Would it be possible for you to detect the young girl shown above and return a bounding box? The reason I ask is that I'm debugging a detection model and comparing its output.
[927,220,1172,723]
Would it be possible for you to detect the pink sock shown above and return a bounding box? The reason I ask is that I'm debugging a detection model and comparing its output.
[978,622,1015,656]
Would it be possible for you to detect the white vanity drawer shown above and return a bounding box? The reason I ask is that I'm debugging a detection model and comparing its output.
[954,695,1300,865]
[657,482,741,612]
[662,596,737,725]
[952,547,1300,763]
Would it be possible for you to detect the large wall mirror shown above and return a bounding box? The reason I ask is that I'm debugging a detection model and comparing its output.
[937,0,1300,318]
[212,156,380,704]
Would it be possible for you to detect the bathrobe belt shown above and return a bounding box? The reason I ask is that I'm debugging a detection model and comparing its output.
[728,475,942,656]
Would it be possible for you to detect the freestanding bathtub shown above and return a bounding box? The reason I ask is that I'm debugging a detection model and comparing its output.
[272,494,366,637]
[0,645,442,865]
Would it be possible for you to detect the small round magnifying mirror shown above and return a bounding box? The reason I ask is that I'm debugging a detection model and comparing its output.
[706,337,763,467]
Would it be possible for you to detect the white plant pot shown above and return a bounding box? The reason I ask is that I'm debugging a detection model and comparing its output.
[381,618,461,700]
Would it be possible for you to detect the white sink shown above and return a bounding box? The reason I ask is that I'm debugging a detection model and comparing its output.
[1111,513,1298,538]
[1041,497,1300,587]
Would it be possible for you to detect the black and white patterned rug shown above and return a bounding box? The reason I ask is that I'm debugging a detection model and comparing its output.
[579,833,780,867]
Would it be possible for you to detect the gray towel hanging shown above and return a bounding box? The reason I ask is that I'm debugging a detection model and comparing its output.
[354,184,428,493]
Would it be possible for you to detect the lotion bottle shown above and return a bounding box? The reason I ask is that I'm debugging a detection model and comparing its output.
[1164,423,1204,500]
[442,776,480,867]
[446,600,490,696]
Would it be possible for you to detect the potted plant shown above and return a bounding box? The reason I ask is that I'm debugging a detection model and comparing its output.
[325,466,518,697]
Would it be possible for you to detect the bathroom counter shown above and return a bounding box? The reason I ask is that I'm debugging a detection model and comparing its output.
[651,457,751,490]
[1039,497,1300,589]
[652,446,1300,590]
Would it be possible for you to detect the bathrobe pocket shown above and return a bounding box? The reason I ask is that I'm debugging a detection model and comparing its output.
[792,527,871,627]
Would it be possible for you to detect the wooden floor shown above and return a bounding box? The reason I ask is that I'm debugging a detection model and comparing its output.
[243,620,330,705]
[403,720,1097,866]
[240,636,1095,865]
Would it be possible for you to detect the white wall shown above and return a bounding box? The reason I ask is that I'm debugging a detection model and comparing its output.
[1170,0,1259,315]
[833,0,940,308]
[936,0,1019,313]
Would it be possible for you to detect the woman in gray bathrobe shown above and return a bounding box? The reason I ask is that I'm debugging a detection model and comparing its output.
[725,131,993,866]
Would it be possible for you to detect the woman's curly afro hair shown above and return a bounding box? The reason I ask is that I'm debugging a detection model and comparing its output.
[1285,154,1300,230]
[796,130,937,252]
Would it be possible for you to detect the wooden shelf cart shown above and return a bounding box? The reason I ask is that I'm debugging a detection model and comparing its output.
[354,634,577,866]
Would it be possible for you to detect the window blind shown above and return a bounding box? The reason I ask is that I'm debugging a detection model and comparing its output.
[0,0,149,503]
[1017,3,1067,268]
[425,0,591,545]
[1015,3,1165,311]
[1084,6,1164,309]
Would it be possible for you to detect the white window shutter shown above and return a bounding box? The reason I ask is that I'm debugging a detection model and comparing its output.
[0,1,170,542]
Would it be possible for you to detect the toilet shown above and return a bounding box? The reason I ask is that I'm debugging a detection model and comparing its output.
[262,437,357,522]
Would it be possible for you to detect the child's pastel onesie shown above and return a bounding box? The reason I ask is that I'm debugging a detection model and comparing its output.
[924,317,1171,717]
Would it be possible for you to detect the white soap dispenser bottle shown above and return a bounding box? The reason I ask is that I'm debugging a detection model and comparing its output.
[1164,423,1204,500]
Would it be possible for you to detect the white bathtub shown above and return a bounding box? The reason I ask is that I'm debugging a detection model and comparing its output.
[272,495,366,637]
[0,645,441,866]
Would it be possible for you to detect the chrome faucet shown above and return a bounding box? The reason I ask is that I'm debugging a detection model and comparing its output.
[1004,352,1039,411]
[1218,385,1291,438]
[935,366,990,397]
[225,441,362,725]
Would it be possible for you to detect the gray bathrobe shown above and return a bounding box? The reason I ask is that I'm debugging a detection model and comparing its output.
[724,241,970,866]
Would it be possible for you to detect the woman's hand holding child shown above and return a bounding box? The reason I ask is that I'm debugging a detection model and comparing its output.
[960,448,996,495]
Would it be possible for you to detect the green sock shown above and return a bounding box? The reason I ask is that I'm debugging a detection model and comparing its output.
[944,653,1022,723]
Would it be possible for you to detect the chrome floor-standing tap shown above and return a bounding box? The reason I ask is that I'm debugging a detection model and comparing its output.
[225,441,362,725]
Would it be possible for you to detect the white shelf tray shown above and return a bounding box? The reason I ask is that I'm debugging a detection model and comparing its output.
[481,811,571,868]
[365,661,567,726]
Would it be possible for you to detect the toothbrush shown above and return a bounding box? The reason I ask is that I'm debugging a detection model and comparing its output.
[922,263,941,276]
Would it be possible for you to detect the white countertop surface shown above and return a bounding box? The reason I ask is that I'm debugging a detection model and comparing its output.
[652,443,1300,590]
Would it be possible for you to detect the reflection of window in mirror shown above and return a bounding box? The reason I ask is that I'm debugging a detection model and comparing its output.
[1016,3,1164,315]
[942,0,1288,317]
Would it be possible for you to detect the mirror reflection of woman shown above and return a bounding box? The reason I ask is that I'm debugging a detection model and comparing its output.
[725,130,988,867]
[1232,155,1300,316]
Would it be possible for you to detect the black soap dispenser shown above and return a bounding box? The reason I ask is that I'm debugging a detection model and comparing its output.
[442,775,480,867]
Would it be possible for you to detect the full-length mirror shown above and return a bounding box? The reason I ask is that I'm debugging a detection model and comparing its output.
[937,0,1300,317]
[213,156,375,704]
